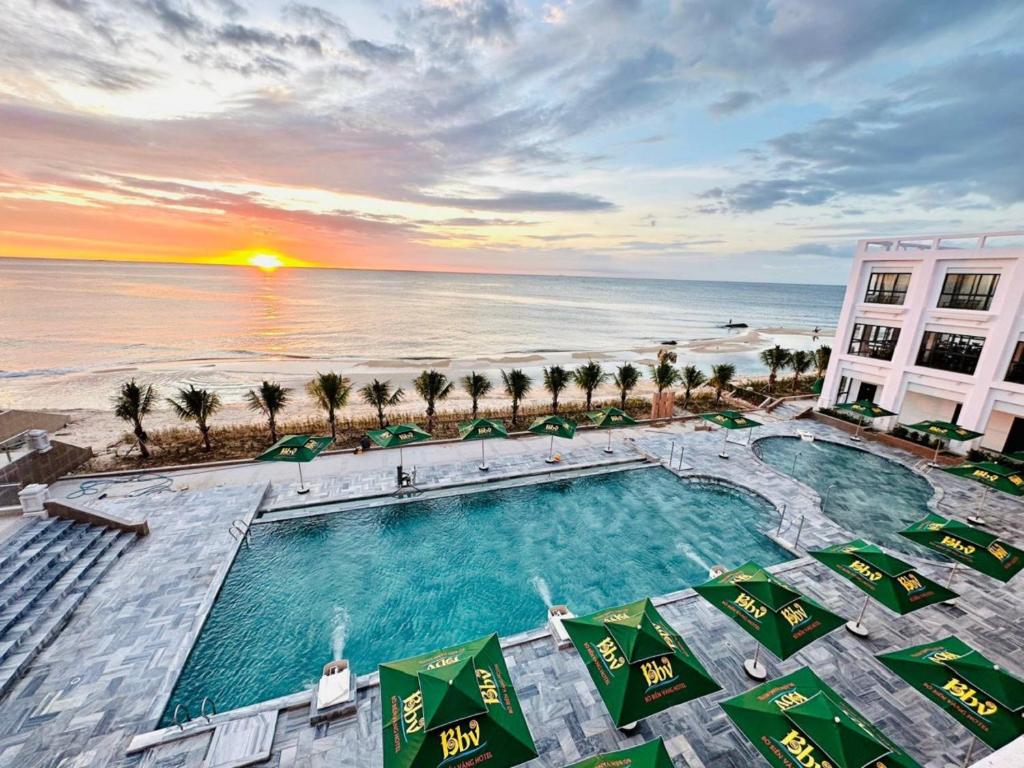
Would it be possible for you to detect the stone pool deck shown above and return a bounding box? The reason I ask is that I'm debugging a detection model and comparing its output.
[0,412,1021,766]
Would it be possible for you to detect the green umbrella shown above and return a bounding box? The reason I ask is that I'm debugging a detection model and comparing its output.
[562,598,721,727]
[942,461,1024,526]
[700,410,762,459]
[458,418,508,472]
[566,738,673,768]
[902,420,983,466]
[528,415,577,463]
[877,636,1024,755]
[809,539,957,637]
[721,666,921,768]
[587,407,638,454]
[379,633,538,768]
[899,513,1023,591]
[833,399,896,441]
[368,423,432,467]
[693,561,846,680]
[255,434,332,495]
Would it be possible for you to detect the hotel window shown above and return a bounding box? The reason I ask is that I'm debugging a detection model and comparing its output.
[848,324,900,361]
[1007,342,1024,384]
[916,331,985,375]
[836,375,852,404]
[864,272,910,305]
[936,273,999,311]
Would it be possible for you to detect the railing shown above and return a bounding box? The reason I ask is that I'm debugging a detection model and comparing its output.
[171,704,191,730]
[859,230,1024,252]
[228,519,250,546]
[199,697,216,723]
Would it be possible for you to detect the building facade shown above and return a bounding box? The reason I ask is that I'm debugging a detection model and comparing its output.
[818,231,1024,455]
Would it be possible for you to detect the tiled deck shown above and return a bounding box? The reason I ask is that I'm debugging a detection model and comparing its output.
[0,414,1021,767]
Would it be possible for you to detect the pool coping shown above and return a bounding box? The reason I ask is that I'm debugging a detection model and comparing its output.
[147,459,796,741]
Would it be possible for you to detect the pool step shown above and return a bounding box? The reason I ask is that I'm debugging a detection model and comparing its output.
[0,520,138,701]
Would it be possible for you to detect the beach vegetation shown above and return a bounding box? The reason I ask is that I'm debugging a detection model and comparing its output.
[359,379,404,429]
[112,379,156,459]
[461,371,491,419]
[245,381,291,443]
[413,369,453,431]
[788,349,813,389]
[542,365,570,413]
[306,372,352,442]
[501,368,532,425]
[680,365,706,412]
[649,360,681,393]
[709,363,736,406]
[612,363,641,409]
[759,345,791,394]
[572,360,608,410]
[167,385,221,451]
[814,345,831,380]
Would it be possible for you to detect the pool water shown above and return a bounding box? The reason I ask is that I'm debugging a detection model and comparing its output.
[755,436,937,557]
[163,467,790,720]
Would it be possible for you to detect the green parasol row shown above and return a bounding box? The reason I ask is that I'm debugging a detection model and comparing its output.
[255,434,333,494]
[721,666,921,768]
[899,513,1023,584]
[562,598,721,727]
[877,636,1024,750]
[458,418,508,471]
[587,407,637,453]
[565,738,673,768]
[379,633,537,768]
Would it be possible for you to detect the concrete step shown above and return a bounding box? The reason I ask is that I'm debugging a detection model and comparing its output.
[0,519,74,581]
[0,523,84,611]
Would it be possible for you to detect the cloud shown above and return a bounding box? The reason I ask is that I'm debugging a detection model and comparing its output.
[416,190,616,213]
[709,89,760,116]
[348,39,413,65]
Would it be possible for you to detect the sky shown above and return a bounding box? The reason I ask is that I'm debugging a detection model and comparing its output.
[1,0,1023,284]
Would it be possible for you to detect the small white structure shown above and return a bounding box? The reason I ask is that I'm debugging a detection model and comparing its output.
[18,483,49,515]
[547,605,575,649]
[310,660,356,724]
[26,429,52,453]
[819,231,1024,456]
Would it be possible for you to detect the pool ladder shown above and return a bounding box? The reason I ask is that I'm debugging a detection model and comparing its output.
[228,519,251,546]
[171,697,217,730]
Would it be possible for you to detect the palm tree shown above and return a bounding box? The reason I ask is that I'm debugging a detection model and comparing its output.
[501,369,532,426]
[167,385,221,451]
[543,365,570,413]
[680,365,706,411]
[709,363,736,407]
[789,350,813,390]
[461,371,491,419]
[112,379,156,459]
[573,360,608,410]
[649,360,680,394]
[359,379,404,429]
[413,369,453,431]
[760,345,791,394]
[246,381,290,443]
[306,372,352,442]
[612,363,641,409]
[814,345,832,380]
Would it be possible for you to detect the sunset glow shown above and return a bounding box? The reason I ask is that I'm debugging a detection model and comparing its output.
[247,253,284,272]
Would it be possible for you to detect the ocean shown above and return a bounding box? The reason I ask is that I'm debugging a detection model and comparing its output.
[0,258,844,410]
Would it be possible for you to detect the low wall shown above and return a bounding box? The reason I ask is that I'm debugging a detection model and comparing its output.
[0,410,71,443]
[805,411,958,463]
[44,498,149,536]
[0,440,93,488]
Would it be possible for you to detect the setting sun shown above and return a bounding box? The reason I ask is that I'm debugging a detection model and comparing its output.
[248,253,284,272]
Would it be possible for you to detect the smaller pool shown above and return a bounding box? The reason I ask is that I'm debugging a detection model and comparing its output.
[755,436,936,557]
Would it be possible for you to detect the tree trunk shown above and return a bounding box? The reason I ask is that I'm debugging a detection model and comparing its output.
[586,392,592,410]
[471,399,478,419]
[512,401,519,425]
[134,422,150,459]
[377,406,385,429]
[620,391,626,409]
[552,393,559,413]
[201,424,211,451]
[426,404,434,432]
[269,415,277,443]
[768,371,776,393]
[329,410,337,442]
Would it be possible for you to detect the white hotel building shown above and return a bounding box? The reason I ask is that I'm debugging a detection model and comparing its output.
[818,231,1024,456]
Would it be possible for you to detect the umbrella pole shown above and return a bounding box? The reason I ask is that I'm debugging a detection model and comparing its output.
[719,427,729,459]
[545,435,556,464]
[604,430,613,454]
[930,441,941,467]
[943,563,959,606]
[479,440,488,472]
[852,416,862,441]
[845,594,871,637]
[961,737,977,768]
[743,643,767,680]
[296,463,309,495]
[967,487,988,526]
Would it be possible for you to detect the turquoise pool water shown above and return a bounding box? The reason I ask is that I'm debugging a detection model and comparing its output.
[162,467,790,720]
[755,436,936,557]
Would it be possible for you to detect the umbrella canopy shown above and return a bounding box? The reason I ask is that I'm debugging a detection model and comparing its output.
[902,420,983,442]
[255,434,332,462]
[809,539,957,615]
[721,666,921,768]
[899,513,1023,583]
[527,415,577,439]
[587,407,638,429]
[700,411,762,430]
[877,636,1024,750]
[458,418,508,441]
[562,598,721,727]
[943,461,1024,497]
[834,399,897,419]
[693,562,846,661]
[368,423,432,449]
[379,633,537,768]
[566,738,673,768]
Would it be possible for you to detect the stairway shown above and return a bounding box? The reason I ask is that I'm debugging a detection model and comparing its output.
[0,516,137,699]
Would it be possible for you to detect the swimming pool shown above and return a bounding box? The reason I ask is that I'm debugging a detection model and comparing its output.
[162,467,790,721]
[754,436,937,557]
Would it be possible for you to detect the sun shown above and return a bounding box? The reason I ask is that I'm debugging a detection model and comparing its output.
[248,253,284,272]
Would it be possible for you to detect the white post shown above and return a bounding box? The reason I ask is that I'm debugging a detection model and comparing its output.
[967,487,988,526]
[605,430,613,453]
[719,428,729,459]
[297,463,309,494]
